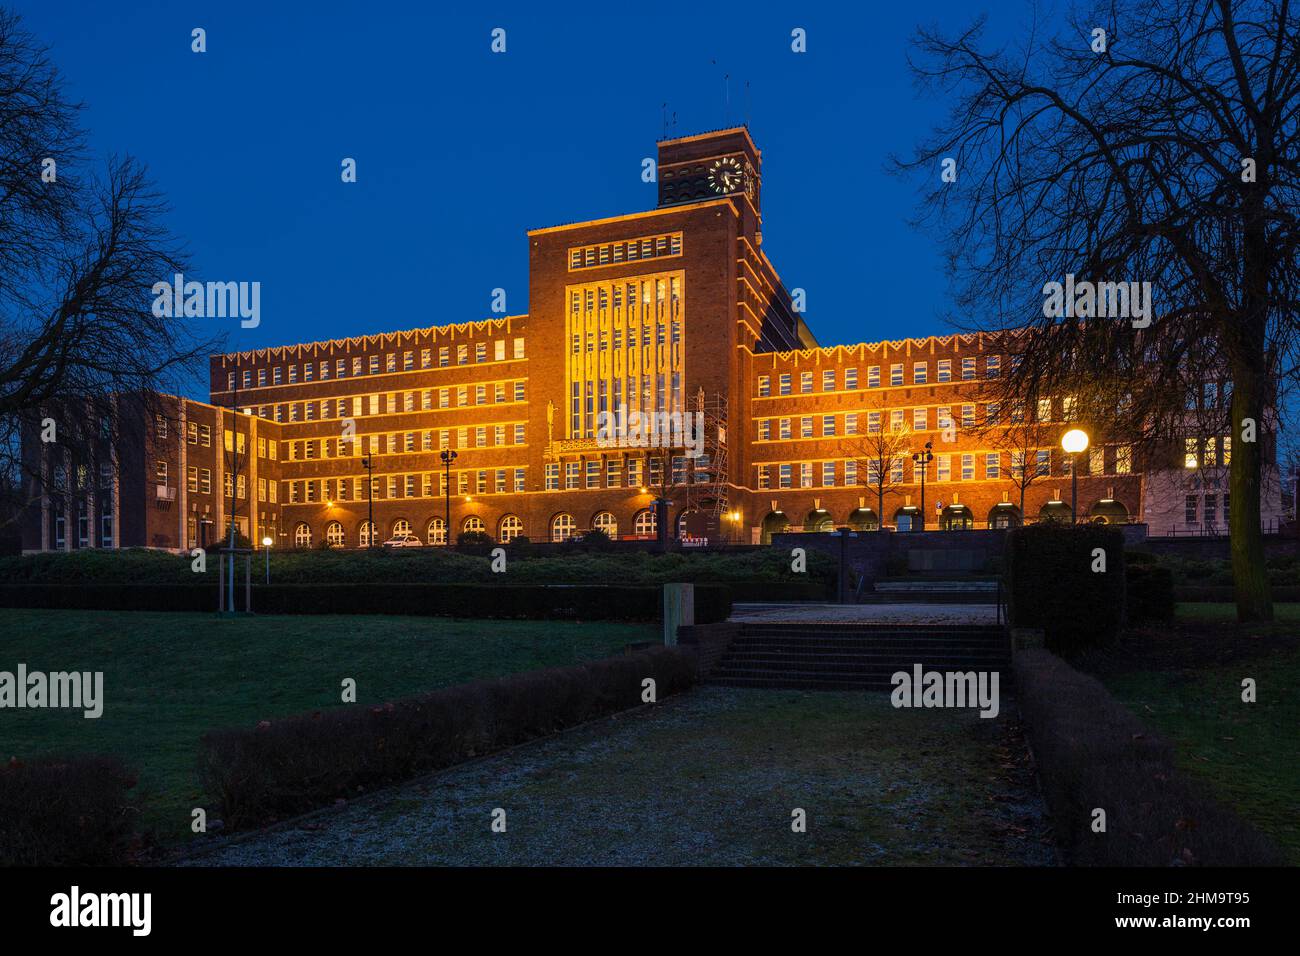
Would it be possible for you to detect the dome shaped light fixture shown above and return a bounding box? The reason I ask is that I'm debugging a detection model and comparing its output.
[1061,428,1090,454]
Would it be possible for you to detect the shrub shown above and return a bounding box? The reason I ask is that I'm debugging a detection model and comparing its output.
[1174,584,1300,603]
[0,756,138,865]
[506,534,534,558]
[456,530,495,552]
[1006,524,1125,654]
[199,646,696,831]
[1014,649,1283,866]
[1126,565,1176,624]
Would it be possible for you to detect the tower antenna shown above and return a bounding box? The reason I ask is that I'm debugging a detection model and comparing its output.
[745,80,751,128]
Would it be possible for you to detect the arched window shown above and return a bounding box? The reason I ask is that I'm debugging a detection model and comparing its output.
[499,514,524,542]
[463,515,485,534]
[392,518,412,537]
[427,517,446,546]
[592,512,617,537]
[293,522,312,548]
[325,521,346,548]
[551,513,576,542]
[359,520,376,548]
[633,508,657,537]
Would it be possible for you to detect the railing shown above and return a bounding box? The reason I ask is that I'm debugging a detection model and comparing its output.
[1159,519,1283,537]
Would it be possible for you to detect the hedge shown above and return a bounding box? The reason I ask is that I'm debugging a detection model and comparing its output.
[1006,524,1126,654]
[0,582,732,623]
[1174,584,1300,603]
[0,756,138,866]
[199,645,696,831]
[725,580,831,603]
[1125,565,1176,624]
[1014,649,1283,866]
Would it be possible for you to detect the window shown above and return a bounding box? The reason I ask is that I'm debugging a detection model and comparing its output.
[844,460,857,485]
[800,462,813,488]
[155,415,168,439]
[822,461,836,486]
[424,517,446,546]
[986,355,1001,378]
[913,408,927,430]
[867,366,879,388]
[801,417,813,439]
[359,521,377,548]
[937,360,951,383]
[1037,398,1052,422]
[1035,450,1050,476]
[779,418,791,439]
[514,337,525,359]
[867,412,881,434]
[800,371,813,394]
[937,455,951,481]
[156,460,168,483]
[779,464,792,488]
[890,409,904,432]
[757,464,770,489]
[1204,494,1218,524]
[1184,438,1199,469]
[758,420,771,440]
[823,369,835,391]
[962,357,976,380]
[326,522,346,548]
[294,523,312,548]
[961,454,974,481]
[757,375,770,397]
[962,405,975,428]
[634,509,657,537]
[822,415,836,437]
[187,466,198,493]
[985,453,1000,479]
[551,513,576,542]
[498,514,523,542]
[592,512,617,537]
[778,374,791,395]
[890,364,903,386]
[913,362,928,385]
[845,368,858,390]
[1185,495,1199,525]
[845,413,858,436]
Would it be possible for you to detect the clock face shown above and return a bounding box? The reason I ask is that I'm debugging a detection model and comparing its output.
[708,157,743,194]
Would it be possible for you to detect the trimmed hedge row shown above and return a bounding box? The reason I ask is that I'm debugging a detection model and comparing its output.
[199,645,696,831]
[725,580,831,603]
[0,756,138,866]
[1006,524,1126,653]
[0,582,732,623]
[1174,584,1300,603]
[1014,648,1283,866]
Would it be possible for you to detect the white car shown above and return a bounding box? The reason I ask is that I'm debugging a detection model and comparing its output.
[381,533,423,548]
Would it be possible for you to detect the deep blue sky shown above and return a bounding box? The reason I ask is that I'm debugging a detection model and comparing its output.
[15,0,1030,399]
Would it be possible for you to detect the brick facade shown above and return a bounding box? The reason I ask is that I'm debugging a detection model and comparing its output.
[20,127,1284,553]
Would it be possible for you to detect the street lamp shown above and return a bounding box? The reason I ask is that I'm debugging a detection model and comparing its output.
[261,536,272,584]
[439,449,458,546]
[911,441,934,532]
[361,453,375,548]
[1061,428,1090,525]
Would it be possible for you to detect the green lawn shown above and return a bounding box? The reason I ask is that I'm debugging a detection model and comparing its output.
[1098,605,1300,862]
[1,609,651,846]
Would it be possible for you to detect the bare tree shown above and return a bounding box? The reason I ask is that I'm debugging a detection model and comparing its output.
[898,0,1300,620]
[0,9,217,530]
[1000,415,1059,520]
[848,393,914,530]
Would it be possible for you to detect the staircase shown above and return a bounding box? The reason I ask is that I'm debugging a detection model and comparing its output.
[708,622,1011,691]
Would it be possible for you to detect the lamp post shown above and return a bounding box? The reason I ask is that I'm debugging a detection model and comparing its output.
[361,453,374,548]
[439,449,457,546]
[1061,429,1090,525]
[911,441,934,532]
[261,536,272,584]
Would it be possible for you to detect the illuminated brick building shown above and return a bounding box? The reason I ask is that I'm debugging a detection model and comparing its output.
[20,127,1284,552]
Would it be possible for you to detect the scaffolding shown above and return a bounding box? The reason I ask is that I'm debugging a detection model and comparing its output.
[685,388,730,520]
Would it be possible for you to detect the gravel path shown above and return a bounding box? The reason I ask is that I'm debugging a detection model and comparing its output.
[182,686,1054,867]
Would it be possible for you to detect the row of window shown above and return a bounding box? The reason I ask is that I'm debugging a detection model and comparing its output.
[1185,493,1229,526]
[241,380,528,425]
[224,338,527,391]
[284,468,529,503]
[292,509,661,549]
[755,447,1134,489]
[568,233,682,271]
[541,455,716,491]
[757,355,1006,396]
[283,423,526,462]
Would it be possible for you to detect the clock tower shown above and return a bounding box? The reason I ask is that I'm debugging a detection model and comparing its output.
[656,127,762,221]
